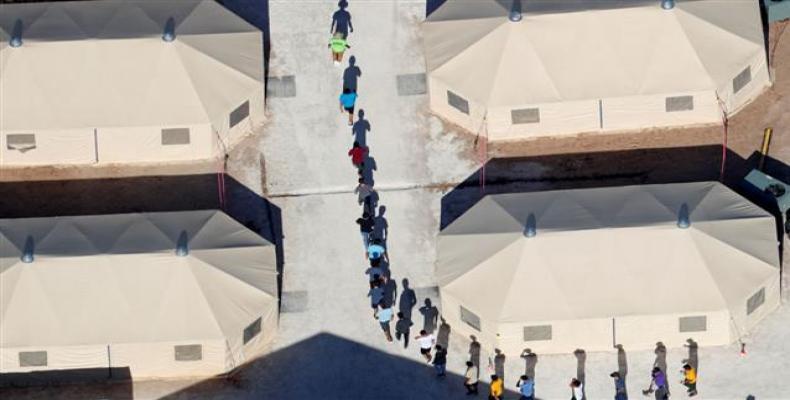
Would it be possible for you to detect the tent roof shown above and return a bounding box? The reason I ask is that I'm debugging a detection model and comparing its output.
[0,210,278,348]
[0,0,263,131]
[437,182,780,323]
[423,0,765,106]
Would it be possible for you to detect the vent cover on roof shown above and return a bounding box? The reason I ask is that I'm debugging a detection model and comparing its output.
[10,19,23,47]
[162,17,176,42]
[524,213,537,237]
[176,231,188,257]
[509,0,522,22]
[21,236,34,263]
[661,0,675,10]
[677,203,690,229]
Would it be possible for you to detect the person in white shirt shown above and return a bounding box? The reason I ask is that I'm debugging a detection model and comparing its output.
[570,378,584,400]
[464,361,479,395]
[415,330,435,362]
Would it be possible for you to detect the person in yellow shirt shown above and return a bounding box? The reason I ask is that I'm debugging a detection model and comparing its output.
[489,374,503,400]
[682,364,698,397]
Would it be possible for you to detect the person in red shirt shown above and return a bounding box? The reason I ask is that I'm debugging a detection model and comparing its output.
[347,141,368,171]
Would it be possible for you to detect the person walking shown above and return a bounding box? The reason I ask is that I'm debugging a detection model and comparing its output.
[570,378,584,400]
[367,238,388,263]
[330,0,353,38]
[368,280,384,319]
[610,372,627,400]
[356,212,374,252]
[394,312,412,348]
[433,344,447,377]
[681,364,697,397]
[354,178,374,213]
[339,88,357,125]
[377,302,393,342]
[464,361,479,395]
[644,367,669,400]
[489,375,504,400]
[365,259,383,289]
[517,375,535,400]
[348,141,367,171]
[328,32,350,66]
[415,330,435,362]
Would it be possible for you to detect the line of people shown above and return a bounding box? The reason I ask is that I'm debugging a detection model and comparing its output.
[332,3,699,400]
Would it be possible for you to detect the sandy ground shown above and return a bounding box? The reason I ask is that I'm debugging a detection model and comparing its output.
[2,2,790,400]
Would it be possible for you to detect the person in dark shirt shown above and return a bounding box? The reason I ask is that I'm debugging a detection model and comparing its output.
[432,344,447,377]
[356,212,374,252]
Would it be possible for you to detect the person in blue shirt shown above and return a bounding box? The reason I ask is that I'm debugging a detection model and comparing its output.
[610,372,627,400]
[339,87,358,125]
[377,302,393,342]
[367,238,388,263]
[516,375,535,400]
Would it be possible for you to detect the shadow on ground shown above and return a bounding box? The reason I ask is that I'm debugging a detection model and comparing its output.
[1,334,521,400]
[441,145,788,231]
[0,173,285,296]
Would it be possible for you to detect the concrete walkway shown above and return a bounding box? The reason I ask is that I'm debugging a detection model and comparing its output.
[3,1,789,399]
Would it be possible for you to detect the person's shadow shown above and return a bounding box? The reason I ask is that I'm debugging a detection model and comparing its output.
[399,278,417,319]
[469,335,481,375]
[419,298,439,333]
[574,348,587,399]
[683,338,699,373]
[383,272,398,308]
[520,348,538,379]
[330,0,353,38]
[437,317,451,349]
[343,56,361,92]
[373,205,389,244]
[616,344,628,399]
[494,349,506,382]
[352,109,371,147]
[654,341,670,394]
[360,155,377,187]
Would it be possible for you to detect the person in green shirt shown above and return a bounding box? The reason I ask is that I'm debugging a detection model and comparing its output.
[328,32,350,66]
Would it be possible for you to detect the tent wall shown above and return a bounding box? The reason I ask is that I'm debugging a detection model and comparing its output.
[716,53,770,117]
[614,311,730,351]
[729,274,781,343]
[1,128,95,166]
[225,304,278,372]
[0,345,108,374]
[213,88,266,153]
[97,124,214,164]
[109,340,226,378]
[427,76,488,135]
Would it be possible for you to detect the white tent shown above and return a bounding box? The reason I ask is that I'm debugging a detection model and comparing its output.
[423,0,770,140]
[437,182,780,354]
[0,210,278,379]
[0,0,264,166]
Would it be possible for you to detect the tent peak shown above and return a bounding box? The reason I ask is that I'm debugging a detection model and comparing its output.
[677,203,691,228]
[661,0,675,10]
[21,236,34,263]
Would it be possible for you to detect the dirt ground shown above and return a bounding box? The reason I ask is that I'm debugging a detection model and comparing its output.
[489,21,790,167]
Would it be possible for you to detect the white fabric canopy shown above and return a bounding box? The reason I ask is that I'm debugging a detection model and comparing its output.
[423,0,770,140]
[0,210,278,378]
[0,0,265,166]
[437,182,780,354]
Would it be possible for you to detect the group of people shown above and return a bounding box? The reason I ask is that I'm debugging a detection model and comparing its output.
[333,3,700,400]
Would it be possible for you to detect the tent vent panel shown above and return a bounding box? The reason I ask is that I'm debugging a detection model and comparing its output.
[523,325,552,341]
[230,100,250,128]
[665,96,694,112]
[678,316,707,332]
[174,344,203,361]
[447,91,470,115]
[733,66,752,94]
[161,128,191,145]
[243,316,262,344]
[511,108,540,124]
[18,351,47,367]
[747,287,765,315]
[6,133,36,152]
[460,306,481,331]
